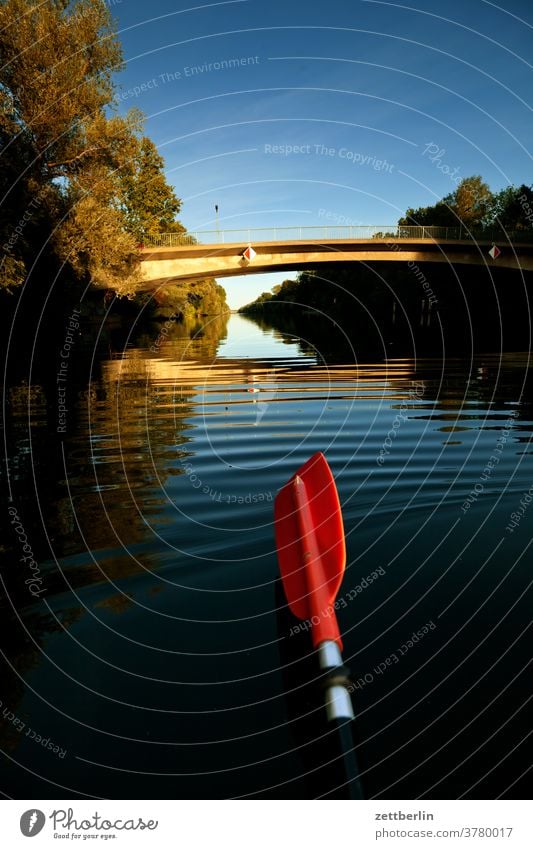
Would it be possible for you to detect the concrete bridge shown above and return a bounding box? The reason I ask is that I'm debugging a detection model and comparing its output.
[139,226,533,286]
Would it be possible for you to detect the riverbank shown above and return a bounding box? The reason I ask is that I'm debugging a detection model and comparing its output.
[239,262,533,357]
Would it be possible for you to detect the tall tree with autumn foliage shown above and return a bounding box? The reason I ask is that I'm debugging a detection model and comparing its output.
[0,0,190,296]
[120,137,185,243]
[0,0,136,290]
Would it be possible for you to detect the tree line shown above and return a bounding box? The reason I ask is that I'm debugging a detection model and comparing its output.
[398,175,533,232]
[0,0,226,316]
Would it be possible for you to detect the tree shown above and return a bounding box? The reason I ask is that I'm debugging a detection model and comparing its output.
[120,137,184,242]
[398,176,494,231]
[51,110,147,294]
[0,0,140,291]
[445,176,493,228]
[398,202,455,228]
[490,184,533,232]
[0,0,187,296]
[0,0,123,176]
[277,278,300,299]
[152,279,228,320]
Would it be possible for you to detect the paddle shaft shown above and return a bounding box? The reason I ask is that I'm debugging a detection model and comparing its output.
[318,640,363,800]
[333,720,365,800]
[292,475,364,797]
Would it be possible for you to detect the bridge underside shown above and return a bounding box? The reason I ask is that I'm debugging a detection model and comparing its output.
[140,239,533,287]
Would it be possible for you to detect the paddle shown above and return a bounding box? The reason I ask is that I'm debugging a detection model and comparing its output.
[274,451,364,799]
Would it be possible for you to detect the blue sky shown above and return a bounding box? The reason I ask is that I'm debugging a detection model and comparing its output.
[112,0,533,306]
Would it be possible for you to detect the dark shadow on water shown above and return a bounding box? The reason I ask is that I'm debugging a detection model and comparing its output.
[239,262,533,362]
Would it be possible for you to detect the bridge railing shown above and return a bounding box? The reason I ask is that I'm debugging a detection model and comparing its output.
[142,225,533,248]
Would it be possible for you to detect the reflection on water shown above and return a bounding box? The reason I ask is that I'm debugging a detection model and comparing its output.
[1,312,532,799]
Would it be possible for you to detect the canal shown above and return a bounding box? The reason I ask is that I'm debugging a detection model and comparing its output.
[1,311,532,799]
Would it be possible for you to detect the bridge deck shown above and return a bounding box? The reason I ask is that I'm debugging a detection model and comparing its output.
[141,237,533,258]
[142,225,533,248]
[139,233,533,286]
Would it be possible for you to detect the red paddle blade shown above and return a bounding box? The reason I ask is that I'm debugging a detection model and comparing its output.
[274,452,346,634]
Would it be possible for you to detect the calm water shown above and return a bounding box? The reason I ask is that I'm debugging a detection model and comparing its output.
[1,312,532,799]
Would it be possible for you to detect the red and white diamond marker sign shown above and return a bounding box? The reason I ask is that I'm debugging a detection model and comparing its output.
[489,245,501,259]
[243,245,257,262]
